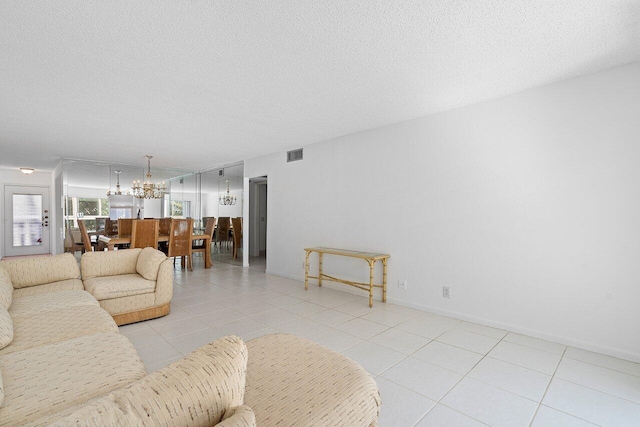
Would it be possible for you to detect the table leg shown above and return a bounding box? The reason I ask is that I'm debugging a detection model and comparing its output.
[318,253,323,287]
[367,259,375,308]
[304,250,310,290]
[382,258,388,303]
[205,237,212,268]
[108,242,115,251]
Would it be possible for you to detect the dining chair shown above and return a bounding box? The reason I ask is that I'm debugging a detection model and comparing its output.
[217,217,231,251]
[157,217,172,253]
[158,217,172,236]
[231,217,243,259]
[130,219,159,249]
[168,218,193,271]
[193,217,215,262]
[95,217,106,233]
[65,227,84,255]
[105,218,116,236]
[77,219,97,252]
[118,218,134,238]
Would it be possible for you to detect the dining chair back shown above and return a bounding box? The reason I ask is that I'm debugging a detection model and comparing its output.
[118,218,133,237]
[231,217,243,259]
[158,217,172,236]
[204,217,216,237]
[217,217,231,250]
[168,218,193,270]
[105,218,116,236]
[77,219,94,253]
[202,217,214,232]
[95,218,106,234]
[118,218,134,237]
[65,227,84,254]
[131,219,159,249]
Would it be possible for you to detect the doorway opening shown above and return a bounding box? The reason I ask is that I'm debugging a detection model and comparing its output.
[248,176,267,271]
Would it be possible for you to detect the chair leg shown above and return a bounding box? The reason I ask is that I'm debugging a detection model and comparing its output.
[188,255,192,271]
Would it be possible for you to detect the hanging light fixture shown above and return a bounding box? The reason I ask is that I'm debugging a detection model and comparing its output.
[219,179,237,205]
[132,155,167,199]
[107,170,124,196]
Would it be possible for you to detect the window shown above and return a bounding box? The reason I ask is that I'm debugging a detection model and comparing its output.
[65,197,109,229]
[171,200,191,217]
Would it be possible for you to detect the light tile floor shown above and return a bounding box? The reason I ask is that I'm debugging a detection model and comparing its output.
[120,257,640,426]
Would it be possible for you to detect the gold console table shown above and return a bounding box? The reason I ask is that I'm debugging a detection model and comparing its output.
[304,247,389,307]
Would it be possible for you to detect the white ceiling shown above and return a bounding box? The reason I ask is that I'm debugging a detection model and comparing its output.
[1,1,639,172]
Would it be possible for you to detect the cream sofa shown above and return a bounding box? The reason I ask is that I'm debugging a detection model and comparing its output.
[81,248,173,325]
[0,253,381,426]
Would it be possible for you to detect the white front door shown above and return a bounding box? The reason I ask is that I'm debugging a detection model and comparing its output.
[3,185,51,257]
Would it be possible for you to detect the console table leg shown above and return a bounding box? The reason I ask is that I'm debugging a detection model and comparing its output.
[304,250,310,290]
[318,253,323,287]
[367,259,375,308]
[382,258,388,303]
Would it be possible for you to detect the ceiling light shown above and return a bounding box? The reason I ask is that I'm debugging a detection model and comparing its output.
[20,168,34,175]
[107,170,125,196]
[219,179,237,206]
[132,156,167,199]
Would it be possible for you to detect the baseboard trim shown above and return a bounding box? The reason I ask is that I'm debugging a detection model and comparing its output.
[263,270,640,363]
[385,297,640,364]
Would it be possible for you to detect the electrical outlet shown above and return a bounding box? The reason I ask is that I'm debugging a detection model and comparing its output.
[442,286,451,298]
[398,280,407,290]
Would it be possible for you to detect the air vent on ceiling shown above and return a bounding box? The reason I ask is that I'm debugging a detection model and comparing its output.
[218,169,224,177]
[287,148,303,162]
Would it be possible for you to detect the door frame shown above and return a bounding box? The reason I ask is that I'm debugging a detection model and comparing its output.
[3,185,52,257]
[247,176,267,266]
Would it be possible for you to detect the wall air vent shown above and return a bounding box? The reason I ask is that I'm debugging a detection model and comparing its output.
[287,148,303,162]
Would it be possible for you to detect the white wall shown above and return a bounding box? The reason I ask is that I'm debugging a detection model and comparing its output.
[245,61,640,362]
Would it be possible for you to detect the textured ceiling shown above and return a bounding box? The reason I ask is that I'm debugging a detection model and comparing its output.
[1,0,639,172]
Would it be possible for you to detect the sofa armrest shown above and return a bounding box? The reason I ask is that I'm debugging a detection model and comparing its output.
[49,336,248,427]
[218,405,256,427]
[154,258,173,306]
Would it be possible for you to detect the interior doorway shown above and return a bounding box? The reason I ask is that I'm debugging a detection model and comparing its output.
[249,176,267,270]
[3,185,51,257]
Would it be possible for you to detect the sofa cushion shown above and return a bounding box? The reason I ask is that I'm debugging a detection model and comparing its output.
[9,290,98,318]
[12,278,83,298]
[81,249,141,280]
[136,247,167,281]
[0,332,146,426]
[245,333,381,427]
[84,274,156,300]
[46,336,248,427]
[0,307,12,350]
[0,305,118,356]
[0,253,80,289]
[0,267,11,310]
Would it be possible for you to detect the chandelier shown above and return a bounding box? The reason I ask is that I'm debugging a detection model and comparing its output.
[132,156,167,199]
[107,170,124,196]
[219,179,237,205]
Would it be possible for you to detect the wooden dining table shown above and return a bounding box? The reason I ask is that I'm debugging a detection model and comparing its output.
[98,234,212,268]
